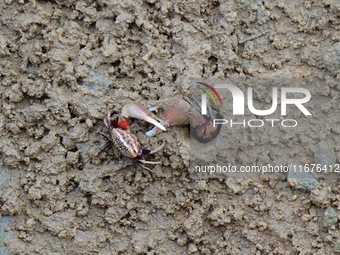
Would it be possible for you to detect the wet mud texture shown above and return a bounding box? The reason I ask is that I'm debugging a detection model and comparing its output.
[1,0,340,254]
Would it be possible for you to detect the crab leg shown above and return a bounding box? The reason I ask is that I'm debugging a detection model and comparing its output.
[119,103,166,131]
[147,141,165,154]
[138,159,162,165]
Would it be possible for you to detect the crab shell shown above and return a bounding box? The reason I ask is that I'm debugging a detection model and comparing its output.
[109,127,142,159]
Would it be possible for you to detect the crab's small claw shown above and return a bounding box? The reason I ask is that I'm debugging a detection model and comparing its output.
[119,103,166,131]
[146,98,191,136]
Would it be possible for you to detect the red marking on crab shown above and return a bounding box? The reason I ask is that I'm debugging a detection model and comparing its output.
[117,118,130,129]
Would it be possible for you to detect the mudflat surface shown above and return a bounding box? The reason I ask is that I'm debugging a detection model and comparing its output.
[0,1,340,254]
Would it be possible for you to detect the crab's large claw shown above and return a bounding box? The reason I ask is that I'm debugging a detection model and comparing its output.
[189,97,222,143]
[119,103,166,131]
[146,98,191,136]
[146,97,221,142]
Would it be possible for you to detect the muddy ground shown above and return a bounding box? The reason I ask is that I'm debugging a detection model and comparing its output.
[0,0,340,254]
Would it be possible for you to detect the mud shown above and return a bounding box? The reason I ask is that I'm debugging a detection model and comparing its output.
[0,0,339,254]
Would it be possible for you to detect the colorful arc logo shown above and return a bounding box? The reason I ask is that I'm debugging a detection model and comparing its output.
[197,82,222,107]
[197,82,222,115]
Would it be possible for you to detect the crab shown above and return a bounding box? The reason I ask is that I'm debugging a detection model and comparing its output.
[103,96,221,169]
[103,104,165,169]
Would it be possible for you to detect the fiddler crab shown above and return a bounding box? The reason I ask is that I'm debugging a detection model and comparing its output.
[103,97,221,170]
